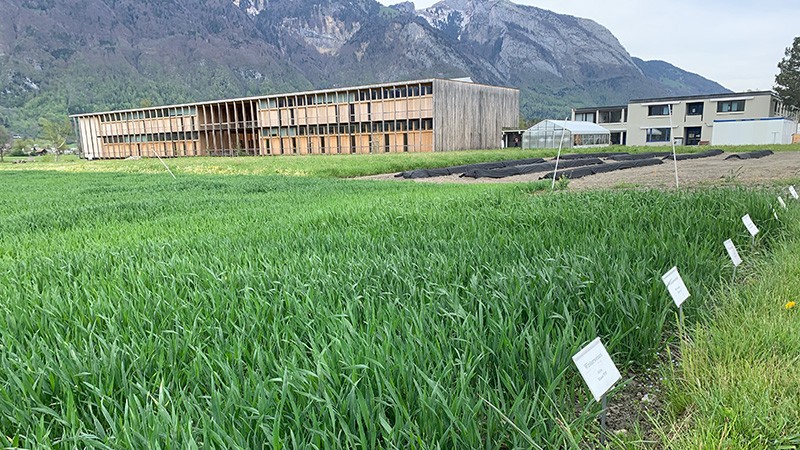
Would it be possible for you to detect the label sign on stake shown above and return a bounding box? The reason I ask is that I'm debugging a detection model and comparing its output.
[572,337,621,402]
[778,196,787,210]
[662,266,690,308]
[790,186,799,200]
[724,239,743,267]
[742,214,759,237]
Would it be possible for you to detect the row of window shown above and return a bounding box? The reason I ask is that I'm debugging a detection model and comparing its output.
[580,99,748,123]
[261,119,434,137]
[264,134,419,155]
[102,132,200,144]
[258,85,434,109]
[266,103,433,128]
[99,107,198,123]
[648,100,745,117]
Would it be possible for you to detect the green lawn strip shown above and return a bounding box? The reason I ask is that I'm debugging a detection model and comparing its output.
[652,203,800,449]
[2,144,800,178]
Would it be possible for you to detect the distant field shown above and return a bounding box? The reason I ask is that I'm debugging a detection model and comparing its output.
[2,143,800,178]
[0,170,789,448]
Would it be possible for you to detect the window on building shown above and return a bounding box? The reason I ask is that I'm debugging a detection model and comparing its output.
[574,112,595,123]
[686,102,704,116]
[648,105,671,116]
[717,100,745,113]
[646,128,671,143]
[598,110,623,123]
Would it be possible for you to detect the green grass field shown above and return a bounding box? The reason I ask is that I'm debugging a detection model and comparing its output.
[0,164,796,448]
[3,143,800,178]
[651,214,800,450]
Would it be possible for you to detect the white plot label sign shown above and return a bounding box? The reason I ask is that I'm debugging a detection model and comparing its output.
[572,337,621,402]
[778,196,787,210]
[724,239,743,267]
[790,186,799,200]
[662,266,690,308]
[742,214,759,237]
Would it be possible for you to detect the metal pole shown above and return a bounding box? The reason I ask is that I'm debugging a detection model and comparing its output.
[600,394,608,444]
[551,115,569,190]
[153,151,176,179]
[669,104,679,189]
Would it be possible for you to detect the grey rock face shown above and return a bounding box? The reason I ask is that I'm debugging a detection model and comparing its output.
[0,0,729,135]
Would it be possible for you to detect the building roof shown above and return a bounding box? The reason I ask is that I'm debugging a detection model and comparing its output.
[629,90,775,104]
[573,105,628,113]
[69,77,519,118]
[526,120,611,134]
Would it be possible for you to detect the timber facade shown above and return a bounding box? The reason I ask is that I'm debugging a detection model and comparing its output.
[71,79,519,159]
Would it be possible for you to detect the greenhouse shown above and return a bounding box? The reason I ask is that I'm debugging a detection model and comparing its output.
[522,120,611,149]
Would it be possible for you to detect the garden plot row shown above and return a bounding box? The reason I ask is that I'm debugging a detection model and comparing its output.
[396,150,775,180]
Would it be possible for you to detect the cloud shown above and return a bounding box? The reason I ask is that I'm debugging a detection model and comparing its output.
[378,0,800,91]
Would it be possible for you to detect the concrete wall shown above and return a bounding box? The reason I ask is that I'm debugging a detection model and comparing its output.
[433,79,519,152]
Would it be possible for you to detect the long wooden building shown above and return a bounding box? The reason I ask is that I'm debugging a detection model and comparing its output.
[71,79,520,159]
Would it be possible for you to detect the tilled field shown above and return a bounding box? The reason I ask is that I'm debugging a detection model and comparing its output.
[362,150,800,189]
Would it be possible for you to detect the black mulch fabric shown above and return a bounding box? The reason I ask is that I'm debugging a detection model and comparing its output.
[607,152,673,161]
[724,150,774,160]
[663,149,724,161]
[461,158,604,179]
[556,152,628,160]
[541,158,664,180]
[395,158,546,179]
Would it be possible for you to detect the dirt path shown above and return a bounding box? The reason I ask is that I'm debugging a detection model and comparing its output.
[359,152,800,189]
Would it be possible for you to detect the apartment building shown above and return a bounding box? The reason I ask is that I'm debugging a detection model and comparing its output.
[572,91,797,146]
[71,79,519,159]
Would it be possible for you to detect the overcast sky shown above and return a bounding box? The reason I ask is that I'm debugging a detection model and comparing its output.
[378,0,800,92]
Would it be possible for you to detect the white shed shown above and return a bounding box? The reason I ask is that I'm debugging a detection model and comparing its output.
[711,117,797,146]
[522,120,611,149]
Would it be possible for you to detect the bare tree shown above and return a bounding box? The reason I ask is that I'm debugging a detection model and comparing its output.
[0,125,10,162]
[40,118,72,162]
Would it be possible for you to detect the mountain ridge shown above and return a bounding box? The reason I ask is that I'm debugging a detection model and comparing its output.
[0,0,730,136]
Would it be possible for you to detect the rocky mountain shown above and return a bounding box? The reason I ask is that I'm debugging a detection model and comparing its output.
[0,0,729,136]
[632,58,730,98]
